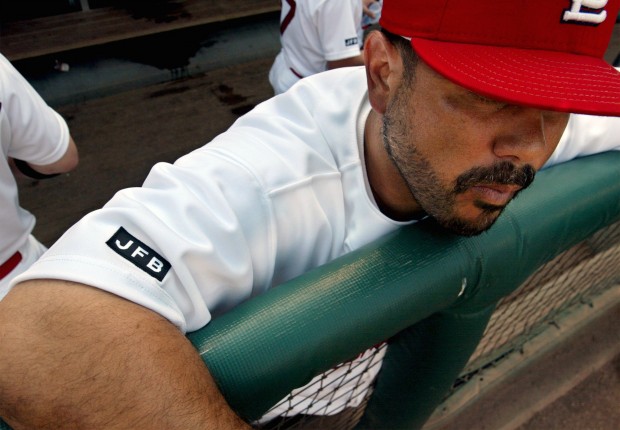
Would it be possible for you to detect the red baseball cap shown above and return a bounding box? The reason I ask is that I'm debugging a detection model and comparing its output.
[380,0,620,116]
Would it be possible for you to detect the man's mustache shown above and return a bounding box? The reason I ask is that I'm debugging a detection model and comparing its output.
[454,161,536,194]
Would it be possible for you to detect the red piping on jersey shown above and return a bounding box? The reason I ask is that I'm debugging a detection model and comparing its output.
[280,0,296,34]
[0,251,22,281]
[289,67,304,79]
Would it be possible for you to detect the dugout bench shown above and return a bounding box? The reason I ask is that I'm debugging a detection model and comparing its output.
[0,0,280,61]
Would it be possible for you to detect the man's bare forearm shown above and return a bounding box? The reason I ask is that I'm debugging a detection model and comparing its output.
[327,55,365,70]
[0,280,250,429]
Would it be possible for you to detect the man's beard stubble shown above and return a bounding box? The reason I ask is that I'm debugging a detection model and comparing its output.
[381,90,536,236]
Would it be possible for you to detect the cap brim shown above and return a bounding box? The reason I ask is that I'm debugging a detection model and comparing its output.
[411,38,620,117]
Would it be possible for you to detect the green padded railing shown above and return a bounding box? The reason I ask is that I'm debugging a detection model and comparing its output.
[189,151,620,428]
[1,151,618,429]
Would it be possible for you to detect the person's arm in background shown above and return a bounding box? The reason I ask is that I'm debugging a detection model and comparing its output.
[0,279,250,429]
[362,0,379,18]
[327,0,382,68]
[24,135,78,174]
[322,0,366,69]
[1,53,79,179]
[9,136,78,178]
[327,55,365,69]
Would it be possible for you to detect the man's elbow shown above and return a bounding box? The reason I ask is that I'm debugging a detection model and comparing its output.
[31,136,79,175]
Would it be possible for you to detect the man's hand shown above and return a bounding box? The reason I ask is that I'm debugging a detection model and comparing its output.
[363,0,379,18]
[0,280,250,429]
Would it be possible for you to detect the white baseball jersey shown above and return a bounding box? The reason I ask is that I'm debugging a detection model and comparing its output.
[0,53,70,291]
[12,66,620,417]
[269,0,363,94]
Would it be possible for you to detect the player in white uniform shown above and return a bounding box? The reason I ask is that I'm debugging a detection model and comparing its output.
[1,1,619,429]
[0,53,78,299]
[269,0,364,94]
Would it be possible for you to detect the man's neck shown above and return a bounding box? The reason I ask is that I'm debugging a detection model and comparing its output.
[363,110,424,221]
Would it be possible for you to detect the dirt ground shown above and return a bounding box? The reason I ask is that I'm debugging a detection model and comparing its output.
[518,355,620,430]
[17,56,275,247]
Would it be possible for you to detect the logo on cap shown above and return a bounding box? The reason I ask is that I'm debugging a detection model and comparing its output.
[562,0,608,24]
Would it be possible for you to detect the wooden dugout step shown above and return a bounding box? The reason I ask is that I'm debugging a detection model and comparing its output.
[0,0,281,61]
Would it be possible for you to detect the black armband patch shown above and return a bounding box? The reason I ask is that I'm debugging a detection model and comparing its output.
[14,159,60,180]
[106,227,171,281]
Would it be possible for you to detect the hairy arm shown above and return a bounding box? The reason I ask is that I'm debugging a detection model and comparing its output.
[0,280,250,430]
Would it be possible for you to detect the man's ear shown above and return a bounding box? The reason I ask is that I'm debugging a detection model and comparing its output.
[364,31,403,114]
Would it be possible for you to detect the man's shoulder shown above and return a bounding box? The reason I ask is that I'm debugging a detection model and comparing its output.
[545,114,620,168]
[266,67,367,141]
[296,66,367,95]
[208,67,368,186]
[252,67,366,118]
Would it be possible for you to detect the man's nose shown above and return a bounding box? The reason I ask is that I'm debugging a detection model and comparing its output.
[492,108,548,164]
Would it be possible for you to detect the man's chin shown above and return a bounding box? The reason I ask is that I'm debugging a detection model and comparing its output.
[436,210,502,237]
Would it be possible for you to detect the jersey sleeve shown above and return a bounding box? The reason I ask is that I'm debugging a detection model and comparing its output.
[545,67,620,168]
[544,113,620,168]
[0,54,70,165]
[11,68,380,336]
[11,146,275,333]
[316,0,362,61]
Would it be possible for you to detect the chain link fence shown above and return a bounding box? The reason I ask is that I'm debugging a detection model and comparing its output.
[255,220,620,429]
